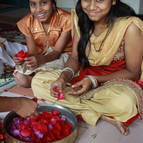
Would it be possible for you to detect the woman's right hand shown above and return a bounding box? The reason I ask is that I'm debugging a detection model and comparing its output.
[13,97,38,118]
[50,78,66,98]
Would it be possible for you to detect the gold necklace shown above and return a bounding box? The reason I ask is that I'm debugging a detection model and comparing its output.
[90,24,112,52]
[42,23,51,51]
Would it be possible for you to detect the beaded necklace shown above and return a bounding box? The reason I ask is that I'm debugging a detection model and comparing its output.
[90,23,112,52]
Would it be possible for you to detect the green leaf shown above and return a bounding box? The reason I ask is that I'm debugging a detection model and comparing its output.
[91,133,97,139]
[23,66,27,73]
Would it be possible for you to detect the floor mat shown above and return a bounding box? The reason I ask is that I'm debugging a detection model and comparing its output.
[0,71,16,93]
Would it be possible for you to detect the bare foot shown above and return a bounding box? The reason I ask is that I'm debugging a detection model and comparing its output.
[101,115,129,136]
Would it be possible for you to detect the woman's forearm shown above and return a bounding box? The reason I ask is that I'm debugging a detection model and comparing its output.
[36,50,61,65]
[95,69,140,83]
[0,97,20,112]
[59,56,80,83]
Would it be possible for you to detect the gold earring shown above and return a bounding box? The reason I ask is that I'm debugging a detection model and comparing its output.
[112,0,116,5]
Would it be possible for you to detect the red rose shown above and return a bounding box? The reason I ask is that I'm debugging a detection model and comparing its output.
[17,50,29,61]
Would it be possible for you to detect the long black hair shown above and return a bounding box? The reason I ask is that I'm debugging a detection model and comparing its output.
[51,0,57,11]
[76,0,136,68]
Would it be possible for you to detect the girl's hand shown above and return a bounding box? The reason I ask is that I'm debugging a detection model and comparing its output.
[13,55,24,65]
[50,78,66,98]
[67,77,92,95]
[24,55,44,70]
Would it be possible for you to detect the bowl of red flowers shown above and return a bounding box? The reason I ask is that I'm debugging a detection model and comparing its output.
[3,104,78,143]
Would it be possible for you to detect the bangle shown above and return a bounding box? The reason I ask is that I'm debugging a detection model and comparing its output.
[86,75,98,89]
[62,67,75,79]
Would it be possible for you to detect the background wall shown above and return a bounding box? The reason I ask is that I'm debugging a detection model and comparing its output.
[139,0,143,14]
[57,0,143,14]
[121,0,143,14]
[57,0,76,9]
[0,0,142,14]
[0,0,29,8]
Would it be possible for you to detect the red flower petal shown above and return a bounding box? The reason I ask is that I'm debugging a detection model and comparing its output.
[33,97,38,102]
[18,57,24,61]
[20,129,31,137]
[19,124,25,130]
[2,89,8,92]
[0,134,3,140]
[24,52,29,57]
[17,50,25,58]
[52,110,60,116]
[58,92,65,100]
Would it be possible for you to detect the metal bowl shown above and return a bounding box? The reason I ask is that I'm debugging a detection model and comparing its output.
[3,104,78,143]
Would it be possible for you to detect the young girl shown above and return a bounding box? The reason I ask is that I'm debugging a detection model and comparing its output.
[32,0,143,135]
[13,0,72,87]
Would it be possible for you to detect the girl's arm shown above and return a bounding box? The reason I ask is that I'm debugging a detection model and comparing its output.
[50,19,81,96]
[41,30,72,64]
[95,23,143,83]
[50,29,80,96]
[25,30,72,66]
[58,30,80,83]
[25,32,41,55]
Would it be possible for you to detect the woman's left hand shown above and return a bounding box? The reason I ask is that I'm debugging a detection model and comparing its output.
[67,77,92,95]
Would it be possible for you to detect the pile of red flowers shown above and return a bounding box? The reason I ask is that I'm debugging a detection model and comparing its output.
[16,50,29,61]
[9,110,72,143]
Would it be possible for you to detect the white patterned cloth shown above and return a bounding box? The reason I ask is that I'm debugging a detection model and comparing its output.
[0,38,27,75]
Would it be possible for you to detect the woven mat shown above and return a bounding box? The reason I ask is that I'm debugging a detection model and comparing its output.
[0,71,16,93]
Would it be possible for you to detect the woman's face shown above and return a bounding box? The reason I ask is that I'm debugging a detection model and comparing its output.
[81,0,113,23]
[29,0,54,23]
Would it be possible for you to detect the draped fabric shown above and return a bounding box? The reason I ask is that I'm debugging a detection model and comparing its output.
[71,59,125,84]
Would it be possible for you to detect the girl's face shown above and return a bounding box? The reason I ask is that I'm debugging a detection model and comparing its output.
[81,0,113,23]
[29,0,54,23]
